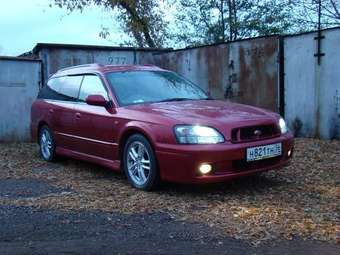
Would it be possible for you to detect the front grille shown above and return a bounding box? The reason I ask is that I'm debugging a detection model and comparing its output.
[231,124,280,143]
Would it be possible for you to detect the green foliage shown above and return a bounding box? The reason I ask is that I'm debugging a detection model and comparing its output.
[174,0,295,46]
[52,0,340,48]
[53,0,168,47]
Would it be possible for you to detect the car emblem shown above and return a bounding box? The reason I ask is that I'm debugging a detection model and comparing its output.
[254,129,262,136]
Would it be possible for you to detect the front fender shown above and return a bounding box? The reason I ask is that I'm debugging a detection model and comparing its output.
[117,121,174,156]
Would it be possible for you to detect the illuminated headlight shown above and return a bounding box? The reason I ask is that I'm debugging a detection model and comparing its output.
[279,117,288,134]
[174,125,224,144]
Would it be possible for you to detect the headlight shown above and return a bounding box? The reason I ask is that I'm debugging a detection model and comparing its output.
[279,117,288,134]
[174,125,224,144]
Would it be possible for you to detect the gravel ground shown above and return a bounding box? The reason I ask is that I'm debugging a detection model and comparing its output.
[0,138,339,254]
[1,205,338,255]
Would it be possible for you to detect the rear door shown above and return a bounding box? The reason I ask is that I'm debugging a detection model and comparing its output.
[42,75,83,151]
[73,74,118,160]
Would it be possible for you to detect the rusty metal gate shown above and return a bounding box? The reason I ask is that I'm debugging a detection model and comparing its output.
[144,36,280,112]
[29,43,170,84]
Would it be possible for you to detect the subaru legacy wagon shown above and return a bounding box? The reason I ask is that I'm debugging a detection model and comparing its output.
[31,64,294,190]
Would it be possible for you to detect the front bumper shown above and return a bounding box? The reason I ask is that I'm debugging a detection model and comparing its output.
[155,133,294,184]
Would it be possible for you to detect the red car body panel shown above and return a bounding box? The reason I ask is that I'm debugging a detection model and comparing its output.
[31,64,294,184]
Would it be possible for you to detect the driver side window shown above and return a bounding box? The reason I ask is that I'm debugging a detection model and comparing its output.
[79,75,109,102]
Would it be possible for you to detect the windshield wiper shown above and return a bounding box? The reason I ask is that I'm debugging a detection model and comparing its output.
[157,98,195,103]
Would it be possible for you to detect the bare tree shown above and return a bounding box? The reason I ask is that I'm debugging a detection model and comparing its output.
[291,0,340,29]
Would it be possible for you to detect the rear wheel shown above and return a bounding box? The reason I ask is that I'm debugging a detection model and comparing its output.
[123,134,159,191]
[39,125,56,162]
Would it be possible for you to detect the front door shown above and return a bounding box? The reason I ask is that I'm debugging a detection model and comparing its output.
[73,74,118,161]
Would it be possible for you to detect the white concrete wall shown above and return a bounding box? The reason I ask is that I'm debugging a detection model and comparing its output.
[284,28,340,139]
[0,58,41,141]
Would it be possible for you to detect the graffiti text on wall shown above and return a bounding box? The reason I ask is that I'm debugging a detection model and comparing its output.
[108,56,127,65]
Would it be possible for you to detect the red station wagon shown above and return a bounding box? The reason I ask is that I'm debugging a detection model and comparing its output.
[31,64,294,190]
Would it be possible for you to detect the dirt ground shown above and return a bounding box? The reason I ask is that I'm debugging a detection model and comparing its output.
[0,138,339,254]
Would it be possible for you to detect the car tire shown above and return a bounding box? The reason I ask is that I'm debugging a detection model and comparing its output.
[123,134,159,191]
[39,125,57,162]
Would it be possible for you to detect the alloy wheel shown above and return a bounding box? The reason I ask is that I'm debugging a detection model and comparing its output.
[40,128,53,160]
[126,141,151,186]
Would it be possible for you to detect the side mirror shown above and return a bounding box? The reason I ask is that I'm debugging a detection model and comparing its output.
[85,94,109,107]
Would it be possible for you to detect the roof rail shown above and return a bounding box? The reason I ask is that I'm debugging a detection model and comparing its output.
[58,63,103,72]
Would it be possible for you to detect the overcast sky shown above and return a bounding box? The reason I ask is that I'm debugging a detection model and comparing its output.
[0,0,126,56]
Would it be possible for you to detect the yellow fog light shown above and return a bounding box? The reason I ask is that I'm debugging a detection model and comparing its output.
[199,163,212,175]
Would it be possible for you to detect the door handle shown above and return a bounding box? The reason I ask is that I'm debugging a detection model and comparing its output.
[75,113,81,119]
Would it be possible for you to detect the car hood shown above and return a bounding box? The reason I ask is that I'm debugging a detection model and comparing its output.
[122,100,280,140]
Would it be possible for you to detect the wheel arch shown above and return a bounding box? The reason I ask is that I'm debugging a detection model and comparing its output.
[118,126,157,162]
[37,121,49,144]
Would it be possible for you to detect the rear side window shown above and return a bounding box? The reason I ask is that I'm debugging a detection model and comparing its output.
[59,76,83,101]
[38,76,83,102]
[48,78,61,92]
[78,75,108,102]
[38,78,62,100]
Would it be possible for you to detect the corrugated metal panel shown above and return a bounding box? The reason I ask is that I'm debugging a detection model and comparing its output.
[41,48,135,83]
[38,48,160,83]
[144,36,279,112]
[235,36,279,111]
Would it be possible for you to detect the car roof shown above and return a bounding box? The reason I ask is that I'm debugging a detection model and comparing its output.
[51,64,165,78]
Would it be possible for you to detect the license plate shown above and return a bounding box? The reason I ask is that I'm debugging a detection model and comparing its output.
[246,143,282,162]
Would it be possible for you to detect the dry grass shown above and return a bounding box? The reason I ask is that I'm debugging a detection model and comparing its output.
[0,138,339,245]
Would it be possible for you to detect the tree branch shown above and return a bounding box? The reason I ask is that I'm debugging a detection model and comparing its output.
[116,1,156,47]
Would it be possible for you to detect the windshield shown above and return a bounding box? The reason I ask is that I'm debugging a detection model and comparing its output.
[106,71,208,106]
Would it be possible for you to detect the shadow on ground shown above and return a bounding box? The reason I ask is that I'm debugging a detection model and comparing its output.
[0,205,338,255]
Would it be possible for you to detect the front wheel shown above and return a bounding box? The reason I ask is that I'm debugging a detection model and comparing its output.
[39,125,57,162]
[123,134,159,191]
